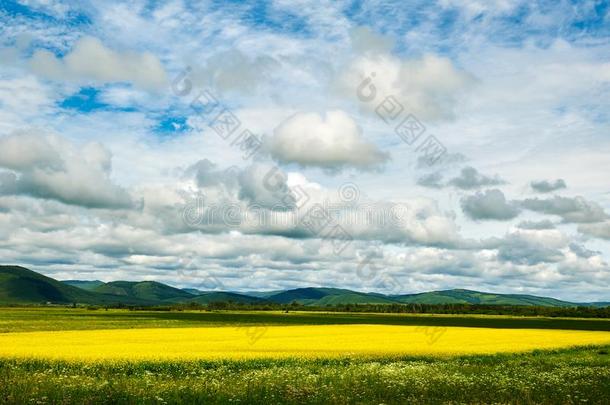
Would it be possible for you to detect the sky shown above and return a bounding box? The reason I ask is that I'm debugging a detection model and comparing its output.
[0,0,609,301]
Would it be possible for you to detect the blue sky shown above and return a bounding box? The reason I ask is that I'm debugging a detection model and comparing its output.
[0,0,609,301]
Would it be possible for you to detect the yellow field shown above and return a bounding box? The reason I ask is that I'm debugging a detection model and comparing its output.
[0,325,609,361]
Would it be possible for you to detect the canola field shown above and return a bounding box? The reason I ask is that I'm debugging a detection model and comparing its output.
[1,324,610,361]
[1,308,610,404]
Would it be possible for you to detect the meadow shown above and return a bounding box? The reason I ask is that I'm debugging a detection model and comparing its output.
[1,307,610,404]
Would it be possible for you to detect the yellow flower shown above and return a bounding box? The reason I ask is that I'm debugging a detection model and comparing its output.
[0,325,608,361]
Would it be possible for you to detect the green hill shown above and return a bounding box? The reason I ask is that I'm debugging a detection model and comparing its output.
[94,281,194,303]
[62,280,105,291]
[392,289,576,307]
[181,288,202,295]
[187,292,267,304]
[266,288,397,305]
[0,266,149,305]
[267,288,580,307]
[241,290,285,298]
[2,265,605,308]
[266,288,352,304]
[314,292,398,305]
[0,265,95,304]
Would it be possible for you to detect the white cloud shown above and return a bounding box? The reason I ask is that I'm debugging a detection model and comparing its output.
[268,110,389,171]
[341,51,474,121]
[530,179,567,193]
[29,36,167,90]
[448,166,505,189]
[0,131,133,209]
[1,1,609,301]
[578,221,610,240]
[521,196,608,223]
[461,189,521,221]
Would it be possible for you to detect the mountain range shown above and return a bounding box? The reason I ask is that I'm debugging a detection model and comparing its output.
[2,265,608,307]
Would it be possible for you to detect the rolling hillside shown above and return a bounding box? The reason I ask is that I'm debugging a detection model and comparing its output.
[391,289,576,307]
[1,265,607,308]
[93,281,194,303]
[265,288,398,305]
[0,266,149,305]
[187,292,267,304]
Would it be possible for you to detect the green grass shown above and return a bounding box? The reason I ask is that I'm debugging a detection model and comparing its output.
[1,346,609,404]
[1,307,610,333]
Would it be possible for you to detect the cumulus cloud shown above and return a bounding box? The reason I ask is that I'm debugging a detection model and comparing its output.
[530,179,567,193]
[29,36,167,90]
[448,166,505,190]
[268,110,389,171]
[2,2,610,301]
[341,50,474,121]
[483,227,570,266]
[176,161,463,247]
[497,232,565,265]
[237,163,296,210]
[461,189,520,220]
[521,196,608,223]
[185,159,239,190]
[0,132,133,209]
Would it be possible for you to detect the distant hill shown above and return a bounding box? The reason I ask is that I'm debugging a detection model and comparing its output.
[181,288,203,295]
[266,287,346,304]
[241,290,285,298]
[261,288,579,307]
[266,287,397,305]
[62,280,105,291]
[315,292,398,305]
[1,265,607,308]
[391,289,576,307]
[187,292,267,304]
[93,281,194,303]
[584,302,610,308]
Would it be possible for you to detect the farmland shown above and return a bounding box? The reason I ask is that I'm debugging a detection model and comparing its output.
[3,325,610,361]
[0,308,609,404]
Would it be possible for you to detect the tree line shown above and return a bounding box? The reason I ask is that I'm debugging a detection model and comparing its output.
[98,301,610,318]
